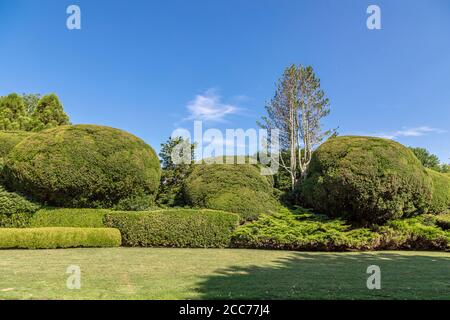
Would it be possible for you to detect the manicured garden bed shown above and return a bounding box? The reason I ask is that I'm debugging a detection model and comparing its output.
[0,248,449,300]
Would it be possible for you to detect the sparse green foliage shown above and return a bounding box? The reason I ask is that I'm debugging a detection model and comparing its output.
[2,125,161,209]
[409,147,441,171]
[299,136,433,225]
[0,94,33,131]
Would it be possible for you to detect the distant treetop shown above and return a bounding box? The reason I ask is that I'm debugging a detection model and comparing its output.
[0,93,70,132]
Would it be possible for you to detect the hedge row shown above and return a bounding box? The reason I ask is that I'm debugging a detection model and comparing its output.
[104,209,240,248]
[0,227,121,249]
[30,208,109,228]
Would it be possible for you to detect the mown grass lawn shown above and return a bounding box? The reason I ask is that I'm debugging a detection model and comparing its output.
[0,248,449,300]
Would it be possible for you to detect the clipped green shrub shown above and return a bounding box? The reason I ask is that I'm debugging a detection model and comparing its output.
[0,131,33,158]
[0,212,34,228]
[30,208,110,228]
[0,227,121,249]
[426,169,450,214]
[184,162,279,220]
[0,185,40,228]
[104,209,240,248]
[3,125,161,210]
[299,136,433,225]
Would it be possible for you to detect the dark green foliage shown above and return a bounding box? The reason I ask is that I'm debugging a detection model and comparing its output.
[157,137,195,206]
[30,208,110,228]
[184,162,279,220]
[103,209,240,248]
[426,169,450,214]
[3,125,161,209]
[0,212,33,228]
[299,136,433,225]
[0,185,40,227]
[232,208,450,251]
[0,227,121,249]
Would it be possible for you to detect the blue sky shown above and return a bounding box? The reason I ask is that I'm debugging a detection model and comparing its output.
[1,0,449,161]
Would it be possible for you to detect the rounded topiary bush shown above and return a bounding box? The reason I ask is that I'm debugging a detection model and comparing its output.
[299,136,433,225]
[426,169,450,214]
[184,161,279,220]
[3,125,161,210]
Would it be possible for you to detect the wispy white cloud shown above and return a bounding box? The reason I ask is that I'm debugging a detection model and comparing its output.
[185,89,239,122]
[369,126,446,140]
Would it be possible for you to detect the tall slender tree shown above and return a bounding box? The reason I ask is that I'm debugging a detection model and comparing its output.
[260,65,331,190]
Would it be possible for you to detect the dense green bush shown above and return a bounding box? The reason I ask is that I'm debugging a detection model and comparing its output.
[104,209,240,248]
[0,212,34,228]
[3,125,161,210]
[0,227,121,249]
[299,136,433,225]
[232,208,450,251]
[30,208,109,228]
[426,169,450,214]
[184,162,279,220]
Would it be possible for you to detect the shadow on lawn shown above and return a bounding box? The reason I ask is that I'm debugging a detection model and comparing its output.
[196,252,450,300]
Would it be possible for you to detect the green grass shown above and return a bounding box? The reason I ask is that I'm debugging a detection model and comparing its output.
[0,248,449,300]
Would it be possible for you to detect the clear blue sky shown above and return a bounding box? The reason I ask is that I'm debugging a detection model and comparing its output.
[1,0,449,161]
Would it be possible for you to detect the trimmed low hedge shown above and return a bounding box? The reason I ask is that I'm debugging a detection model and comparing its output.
[30,208,110,228]
[426,169,450,214]
[0,227,121,249]
[104,209,240,248]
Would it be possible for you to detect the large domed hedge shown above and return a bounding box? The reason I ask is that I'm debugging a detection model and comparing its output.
[184,161,279,220]
[0,131,33,158]
[426,169,450,214]
[299,136,433,225]
[2,125,161,209]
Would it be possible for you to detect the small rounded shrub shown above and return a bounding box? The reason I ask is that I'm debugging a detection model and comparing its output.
[426,169,450,214]
[299,136,433,225]
[184,162,279,220]
[2,125,161,209]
